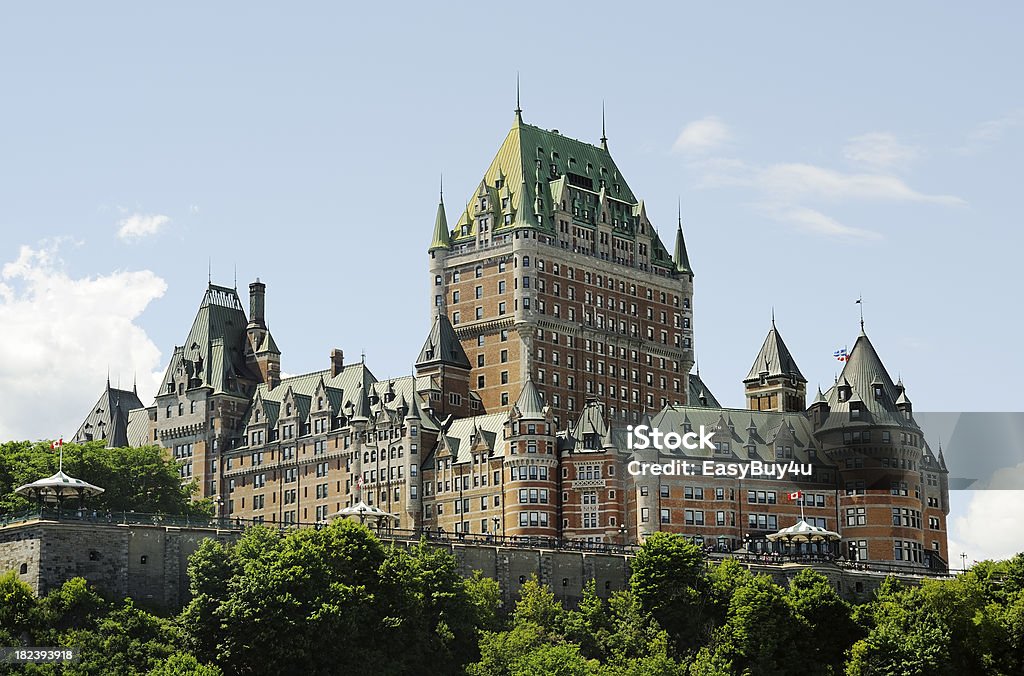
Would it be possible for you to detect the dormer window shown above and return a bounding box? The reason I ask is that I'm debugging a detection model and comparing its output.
[874,385,883,398]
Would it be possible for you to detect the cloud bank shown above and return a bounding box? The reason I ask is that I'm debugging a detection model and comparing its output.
[0,241,166,440]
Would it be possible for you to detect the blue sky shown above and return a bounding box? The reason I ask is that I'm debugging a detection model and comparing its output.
[0,3,1021,562]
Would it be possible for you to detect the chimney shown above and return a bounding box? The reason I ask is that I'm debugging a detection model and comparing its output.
[330,349,345,377]
[248,279,266,328]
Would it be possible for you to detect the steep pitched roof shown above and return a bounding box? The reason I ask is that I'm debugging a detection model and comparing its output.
[674,220,693,276]
[158,284,257,398]
[816,329,920,433]
[72,383,145,445]
[416,313,471,369]
[429,195,451,251]
[688,372,721,408]
[744,319,806,383]
[514,377,545,418]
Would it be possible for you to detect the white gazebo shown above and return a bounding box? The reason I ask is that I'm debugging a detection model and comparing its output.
[327,500,396,527]
[766,519,841,544]
[14,470,104,505]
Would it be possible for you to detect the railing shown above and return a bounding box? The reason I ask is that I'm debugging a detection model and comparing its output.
[0,509,957,575]
[0,508,638,555]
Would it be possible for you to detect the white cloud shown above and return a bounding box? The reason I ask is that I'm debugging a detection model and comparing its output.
[673,116,732,155]
[756,163,965,205]
[948,488,1024,565]
[0,241,167,440]
[117,213,170,241]
[764,205,883,241]
[960,110,1024,153]
[843,132,920,171]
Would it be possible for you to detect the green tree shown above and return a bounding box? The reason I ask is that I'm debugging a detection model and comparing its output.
[146,652,222,676]
[703,574,809,676]
[464,570,502,632]
[513,576,565,635]
[0,570,38,641]
[0,440,210,516]
[65,599,179,676]
[630,533,707,652]
[788,569,859,674]
[177,539,237,663]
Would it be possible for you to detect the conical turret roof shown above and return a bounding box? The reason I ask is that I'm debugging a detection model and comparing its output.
[416,314,471,370]
[515,377,545,418]
[744,319,806,383]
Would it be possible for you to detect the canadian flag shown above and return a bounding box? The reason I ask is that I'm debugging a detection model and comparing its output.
[787,490,804,500]
[51,438,64,449]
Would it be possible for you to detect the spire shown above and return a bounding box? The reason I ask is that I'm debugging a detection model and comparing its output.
[351,383,371,421]
[514,73,522,122]
[856,296,865,334]
[429,177,451,251]
[673,202,693,276]
[600,101,608,150]
[744,319,805,383]
[406,385,421,421]
[416,313,471,369]
[515,377,545,418]
[511,177,535,229]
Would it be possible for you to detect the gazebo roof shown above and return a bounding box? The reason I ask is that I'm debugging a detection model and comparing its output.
[14,470,105,503]
[765,519,840,543]
[328,500,396,523]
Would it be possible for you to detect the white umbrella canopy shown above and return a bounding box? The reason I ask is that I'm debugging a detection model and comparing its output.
[14,470,105,504]
[766,519,840,543]
[327,500,396,524]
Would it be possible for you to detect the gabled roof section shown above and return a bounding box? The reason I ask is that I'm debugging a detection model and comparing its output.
[687,372,721,408]
[416,313,471,370]
[72,383,145,445]
[428,412,508,465]
[159,283,256,398]
[453,115,637,241]
[743,319,806,383]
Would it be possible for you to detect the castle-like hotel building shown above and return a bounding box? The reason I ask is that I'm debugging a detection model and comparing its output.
[74,109,950,571]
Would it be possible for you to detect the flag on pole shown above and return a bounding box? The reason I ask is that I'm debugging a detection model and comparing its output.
[787,490,804,500]
[51,438,64,449]
[833,348,848,362]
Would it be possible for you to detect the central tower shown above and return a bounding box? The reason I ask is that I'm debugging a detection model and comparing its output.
[428,107,696,429]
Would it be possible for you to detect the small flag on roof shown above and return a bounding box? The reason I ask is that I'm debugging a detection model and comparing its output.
[833,348,848,362]
[787,490,804,500]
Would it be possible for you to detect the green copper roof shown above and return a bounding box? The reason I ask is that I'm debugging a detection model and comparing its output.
[674,221,693,275]
[429,196,451,251]
[416,313,471,369]
[744,319,806,383]
[453,115,637,239]
[514,377,545,417]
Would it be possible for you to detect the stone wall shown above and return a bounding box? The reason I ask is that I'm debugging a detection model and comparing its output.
[0,519,932,612]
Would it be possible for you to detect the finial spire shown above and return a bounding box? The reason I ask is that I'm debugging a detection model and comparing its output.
[771,306,776,327]
[856,295,864,331]
[600,101,607,148]
[440,172,444,203]
[514,73,522,118]
[677,197,682,226]
[208,258,212,285]
[233,263,237,290]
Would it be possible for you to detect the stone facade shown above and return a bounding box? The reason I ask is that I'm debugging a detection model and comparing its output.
[71,111,949,571]
[0,519,935,609]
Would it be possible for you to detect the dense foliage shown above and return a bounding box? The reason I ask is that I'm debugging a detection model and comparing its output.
[0,440,211,517]
[2,526,1023,675]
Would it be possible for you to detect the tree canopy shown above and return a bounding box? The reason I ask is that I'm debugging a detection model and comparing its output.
[0,440,211,516]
